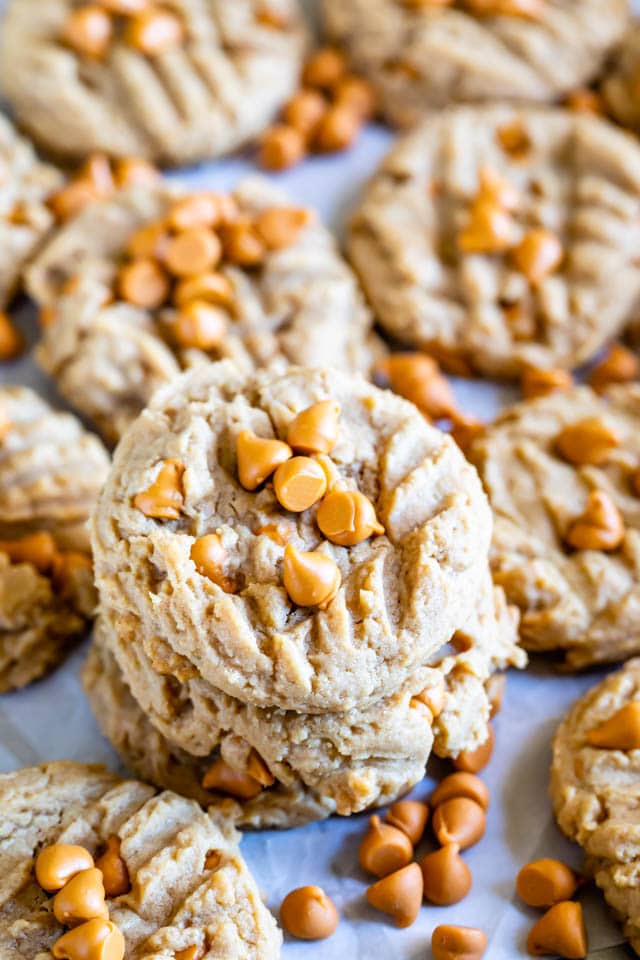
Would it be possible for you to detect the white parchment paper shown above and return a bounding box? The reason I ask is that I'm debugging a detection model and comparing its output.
[0,0,633,955]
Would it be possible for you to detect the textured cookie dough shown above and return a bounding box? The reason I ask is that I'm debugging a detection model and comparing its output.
[0,761,282,959]
[0,115,62,307]
[347,105,640,378]
[0,0,307,166]
[0,387,109,691]
[601,25,640,133]
[322,0,629,127]
[551,661,640,956]
[470,384,640,668]
[92,361,493,712]
[83,577,523,827]
[29,178,381,444]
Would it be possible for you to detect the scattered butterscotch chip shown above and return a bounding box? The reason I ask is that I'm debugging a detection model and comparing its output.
[511,228,563,285]
[283,89,328,137]
[282,545,341,607]
[118,258,170,310]
[555,417,620,466]
[431,772,490,812]
[421,844,472,906]
[334,75,377,119]
[164,227,222,278]
[588,343,639,392]
[61,5,113,59]
[259,124,307,171]
[168,194,221,231]
[521,366,573,399]
[53,867,108,925]
[385,800,429,846]
[36,844,95,892]
[236,429,292,491]
[190,534,235,593]
[315,104,362,152]
[432,797,486,850]
[317,489,384,546]
[564,87,604,114]
[174,947,205,960]
[453,726,494,773]
[432,925,488,960]
[302,47,347,90]
[273,456,327,512]
[200,758,263,799]
[53,917,125,960]
[172,301,228,351]
[126,8,184,56]
[112,156,159,189]
[586,702,640,750]
[526,900,587,958]
[254,207,310,250]
[95,836,130,898]
[496,122,531,160]
[280,885,339,940]
[0,311,24,361]
[287,400,341,454]
[173,272,234,310]
[381,353,458,420]
[246,750,275,788]
[0,531,58,574]
[358,814,414,878]
[133,459,184,520]
[222,221,266,267]
[365,862,423,928]
[516,859,579,909]
[565,490,624,552]
[450,414,484,455]
[126,222,171,261]
[413,681,446,719]
[458,200,517,255]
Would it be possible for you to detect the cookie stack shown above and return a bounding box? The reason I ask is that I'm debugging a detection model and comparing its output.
[83,360,524,827]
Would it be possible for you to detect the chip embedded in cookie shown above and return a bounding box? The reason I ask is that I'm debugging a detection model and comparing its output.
[0,386,110,691]
[0,762,282,958]
[469,383,640,668]
[28,178,382,445]
[322,0,628,127]
[0,0,308,166]
[348,105,640,378]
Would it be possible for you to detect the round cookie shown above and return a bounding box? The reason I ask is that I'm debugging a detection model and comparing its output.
[470,383,640,668]
[83,577,523,827]
[0,115,62,308]
[0,387,110,692]
[28,178,381,444]
[601,25,640,134]
[0,761,281,959]
[322,0,629,128]
[0,1,307,166]
[551,660,640,955]
[91,360,493,712]
[347,105,640,378]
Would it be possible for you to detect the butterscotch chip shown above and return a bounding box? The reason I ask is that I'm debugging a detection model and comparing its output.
[521,366,574,399]
[61,5,113,59]
[432,925,487,960]
[113,157,160,189]
[314,104,362,153]
[511,228,563,286]
[453,726,494,773]
[527,901,587,958]
[0,762,282,957]
[302,47,347,90]
[133,459,184,520]
[0,312,25,361]
[173,272,234,310]
[118,258,170,309]
[516,859,579,909]
[201,758,263,799]
[420,845,472,906]
[172,301,228,351]
[283,89,328,137]
[283,545,341,608]
[564,489,625,552]
[555,416,620,466]
[366,863,423,928]
[259,124,307,171]
[334,75,377,119]
[164,227,222,278]
[272,456,327,512]
[280,886,339,940]
[358,814,414,878]
[95,837,130,898]
[589,343,639,392]
[254,207,311,251]
[236,430,292,491]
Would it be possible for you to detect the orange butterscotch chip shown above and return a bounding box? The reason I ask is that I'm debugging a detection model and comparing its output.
[464,0,544,17]
[53,867,108,925]
[385,801,429,846]
[521,366,573,399]
[432,797,486,851]
[201,758,263,799]
[358,815,414,878]
[586,702,640,750]
[172,301,227,351]
[564,87,604,114]
[173,272,234,310]
[35,844,94,892]
[382,353,458,420]
[222,221,267,267]
[334,75,377,120]
[431,772,490,812]
[565,490,624,552]
[283,544,341,607]
[432,926,488,960]
[511,228,563,285]
[420,844,472,906]
[496,123,531,160]
[246,749,275,787]
[516,859,580,909]
[126,8,184,56]
[164,227,222,277]
[113,156,160,189]
[588,343,639,392]
[283,89,328,137]
[366,863,423,928]
[527,901,588,958]
[280,885,339,941]
[287,400,341,454]
[48,178,101,223]
[314,104,362,153]
[95,836,130,898]
[458,200,517,255]
[118,258,170,310]
[0,311,25,361]
[236,429,292,491]
[168,194,221,231]
[302,47,348,90]
[126,222,171,260]
[0,531,58,574]
[174,948,205,960]
[254,207,311,251]
[555,417,620,466]
[453,725,494,773]
[51,551,92,594]
[317,489,384,547]
[133,459,184,520]
[61,5,113,59]
[52,917,125,960]
[190,534,235,593]
[273,456,327,512]
[259,124,307,171]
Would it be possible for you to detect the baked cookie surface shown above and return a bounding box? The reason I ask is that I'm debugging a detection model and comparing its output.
[83,577,522,827]
[322,0,629,127]
[0,115,62,308]
[91,361,493,712]
[0,386,109,692]
[470,384,640,668]
[601,24,640,134]
[551,661,640,956]
[29,178,381,445]
[0,0,307,165]
[348,105,640,378]
[0,761,281,959]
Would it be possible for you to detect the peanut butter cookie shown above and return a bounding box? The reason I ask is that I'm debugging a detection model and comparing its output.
[29,178,382,444]
[323,0,628,127]
[0,761,281,959]
[0,387,109,691]
[601,24,640,134]
[0,115,62,308]
[551,660,640,955]
[0,0,307,165]
[470,384,640,668]
[91,361,494,712]
[348,105,640,377]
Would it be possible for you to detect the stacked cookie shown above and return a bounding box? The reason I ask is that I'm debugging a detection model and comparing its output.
[83,361,524,826]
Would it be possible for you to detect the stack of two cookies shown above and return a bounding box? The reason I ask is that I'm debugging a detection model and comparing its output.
[83,358,524,827]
